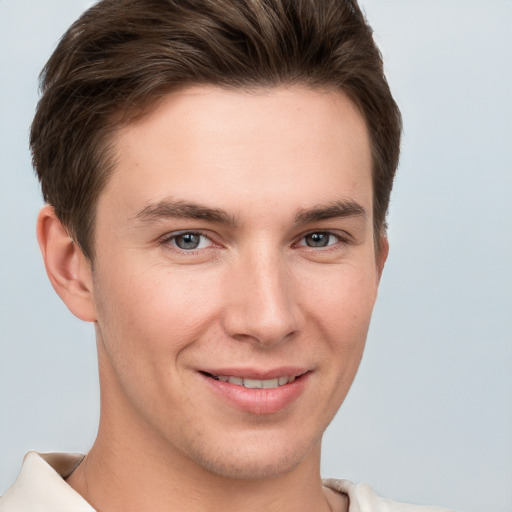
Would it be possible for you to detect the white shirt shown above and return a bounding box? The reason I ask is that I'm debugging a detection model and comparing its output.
[0,452,453,512]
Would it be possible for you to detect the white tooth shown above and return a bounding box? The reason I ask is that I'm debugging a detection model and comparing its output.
[222,376,295,388]
[263,378,279,389]
[243,378,264,388]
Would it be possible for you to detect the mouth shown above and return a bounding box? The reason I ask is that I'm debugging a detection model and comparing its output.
[199,368,311,414]
[200,372,303,389]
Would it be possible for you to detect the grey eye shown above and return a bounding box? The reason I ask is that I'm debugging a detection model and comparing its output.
[304,232,334,247]
[174,233,202,250]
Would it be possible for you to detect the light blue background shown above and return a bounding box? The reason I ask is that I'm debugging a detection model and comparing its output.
[1,1,511,511]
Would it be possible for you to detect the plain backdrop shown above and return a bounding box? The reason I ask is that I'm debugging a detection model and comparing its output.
[1,1,511,511]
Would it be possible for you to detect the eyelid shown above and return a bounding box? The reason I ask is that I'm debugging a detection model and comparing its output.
[160,230,218,252]
[294,230,351,248]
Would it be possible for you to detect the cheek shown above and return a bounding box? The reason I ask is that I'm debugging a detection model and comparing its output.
[304,262,378,335]
[93,262,221,366]
[304,263,378,392]
[92,263,224,422]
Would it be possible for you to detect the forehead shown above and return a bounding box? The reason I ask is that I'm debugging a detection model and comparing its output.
[101,86,373,221]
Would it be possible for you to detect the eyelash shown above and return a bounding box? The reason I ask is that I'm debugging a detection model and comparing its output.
[160,231,216,254]
[160,230,348,254]
[294,231,346,250]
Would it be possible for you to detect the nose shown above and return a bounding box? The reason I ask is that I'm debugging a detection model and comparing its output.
[221,249,301,346]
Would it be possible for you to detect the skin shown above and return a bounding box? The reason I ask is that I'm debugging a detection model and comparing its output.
[38,86,388,512]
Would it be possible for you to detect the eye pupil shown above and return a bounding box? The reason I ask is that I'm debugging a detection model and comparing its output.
[175,233,201,250]
[306,232,329,247]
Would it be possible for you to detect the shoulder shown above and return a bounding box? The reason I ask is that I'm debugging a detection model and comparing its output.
[323,478,455,512]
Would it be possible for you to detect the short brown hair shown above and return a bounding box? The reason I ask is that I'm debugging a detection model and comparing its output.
[31,0,401,259]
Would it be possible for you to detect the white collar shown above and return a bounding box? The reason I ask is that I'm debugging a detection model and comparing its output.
[0,452,450,512]
[0,452,94,511]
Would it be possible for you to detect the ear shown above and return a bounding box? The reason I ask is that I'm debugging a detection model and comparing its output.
[37,205,97,322]
[376,235,389,283]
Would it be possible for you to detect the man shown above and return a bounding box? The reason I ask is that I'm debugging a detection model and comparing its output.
[0,0,452,511]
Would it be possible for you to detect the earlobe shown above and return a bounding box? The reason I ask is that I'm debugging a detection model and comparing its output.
[37,205,97,322]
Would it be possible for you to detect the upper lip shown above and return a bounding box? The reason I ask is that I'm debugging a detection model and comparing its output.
[199,367,311,380]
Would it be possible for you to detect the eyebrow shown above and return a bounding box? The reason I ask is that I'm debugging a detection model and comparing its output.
[133,199,238,227]
[132,198,366,227]
[294,200,367,225]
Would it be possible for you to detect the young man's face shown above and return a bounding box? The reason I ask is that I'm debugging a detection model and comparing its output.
[88,86,386,479]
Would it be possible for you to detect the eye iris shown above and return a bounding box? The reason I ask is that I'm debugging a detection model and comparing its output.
[306,232,330,247]
[175,233,201,250]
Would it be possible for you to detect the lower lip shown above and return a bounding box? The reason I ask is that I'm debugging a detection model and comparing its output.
[201,373,310,415]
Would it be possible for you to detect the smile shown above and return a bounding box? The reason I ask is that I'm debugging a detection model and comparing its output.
[200,369,310,414]
[207,374,296,389]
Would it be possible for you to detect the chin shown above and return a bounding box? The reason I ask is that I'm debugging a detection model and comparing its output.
[182,429,319,481]
[196,450,305,481]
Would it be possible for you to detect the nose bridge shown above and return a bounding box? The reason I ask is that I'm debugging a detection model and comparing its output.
[223,243,298,345]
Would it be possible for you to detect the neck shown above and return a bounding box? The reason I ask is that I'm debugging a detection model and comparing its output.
[68,427,337,512]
